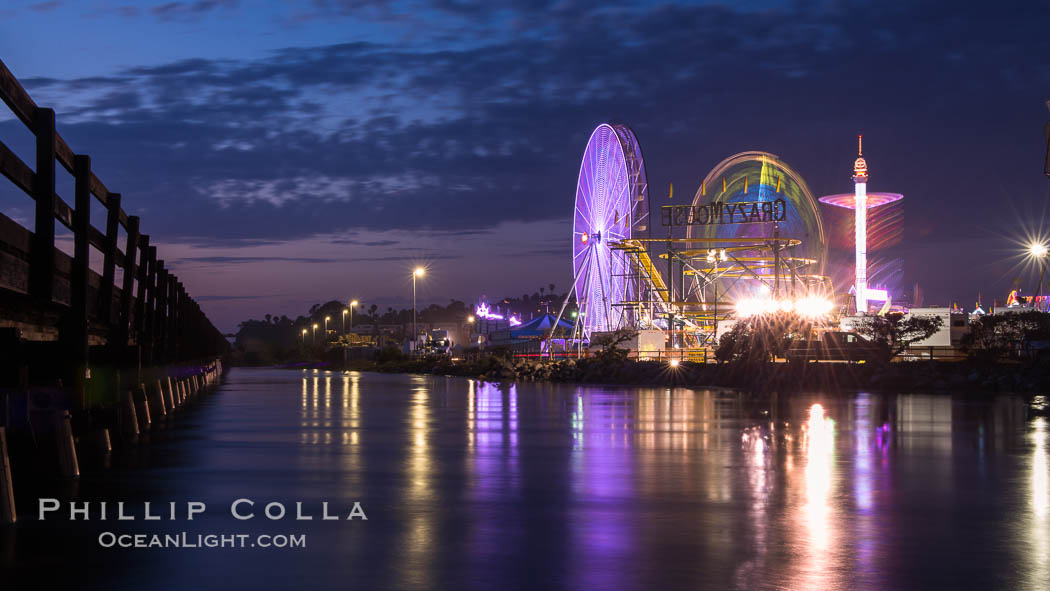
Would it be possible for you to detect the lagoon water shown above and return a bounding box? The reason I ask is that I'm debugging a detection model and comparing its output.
[3,368,1049,590]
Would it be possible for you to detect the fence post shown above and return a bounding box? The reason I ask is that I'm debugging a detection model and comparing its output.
[31,107,56,303]
[145,246,158,366]
[69,154,91,410]
[99,192,121,324]
[117,215,139,352]
[135,239,152,364]
[167,280,178,363]
[174,282,185,362]
[154,263,167,365]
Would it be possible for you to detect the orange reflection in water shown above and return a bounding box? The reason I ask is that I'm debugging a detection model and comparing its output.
[794,403,837,589]
[1027,416,1049,590]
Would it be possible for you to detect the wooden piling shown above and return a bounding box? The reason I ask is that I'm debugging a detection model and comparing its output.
[149,380,167,420]
[0,427,15,523]
[134,389,151,432]
[165,376,176,412]
[121,390,139,444]
[56,410,79,478]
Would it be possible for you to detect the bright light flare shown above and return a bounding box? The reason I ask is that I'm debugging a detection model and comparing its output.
[795,296,835,318]
[735,297,779,318]
[669,359,680,368]
[734,296,834,319]
[414,267,425,277]
[1032,243,1049,259]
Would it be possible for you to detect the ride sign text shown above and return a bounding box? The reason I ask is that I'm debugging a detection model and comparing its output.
[661,198,787,227]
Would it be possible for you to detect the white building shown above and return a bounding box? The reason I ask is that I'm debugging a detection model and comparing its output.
[840,307,969,347]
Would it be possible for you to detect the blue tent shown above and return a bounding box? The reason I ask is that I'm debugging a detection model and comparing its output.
[509,313,575,338]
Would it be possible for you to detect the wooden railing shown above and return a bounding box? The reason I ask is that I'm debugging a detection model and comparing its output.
[0,58,227,395]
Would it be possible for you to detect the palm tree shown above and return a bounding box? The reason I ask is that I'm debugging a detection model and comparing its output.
[549,283,555,295]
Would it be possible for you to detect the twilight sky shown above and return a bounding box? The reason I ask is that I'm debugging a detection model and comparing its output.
[1,0,1049,332]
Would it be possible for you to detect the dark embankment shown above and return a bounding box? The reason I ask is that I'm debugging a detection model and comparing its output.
[333,355,1050,394]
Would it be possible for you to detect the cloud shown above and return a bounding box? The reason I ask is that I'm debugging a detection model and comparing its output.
[6,0,1049,313]
[174,255,346,264]
[29,1,62,12]
[331,239,401,246]
[194,294,279,301]
[151,0,237,22]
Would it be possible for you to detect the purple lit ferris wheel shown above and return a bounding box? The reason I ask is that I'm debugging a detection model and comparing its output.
[571,123,649,337]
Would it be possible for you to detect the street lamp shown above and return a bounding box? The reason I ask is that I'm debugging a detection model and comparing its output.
[342,309,348,335]
[413,267,425,354]
[312,323,318,345]
[1032,242,1049,309]
[324,316,331,342]
[349,299,358,338]
[301,328,307,344]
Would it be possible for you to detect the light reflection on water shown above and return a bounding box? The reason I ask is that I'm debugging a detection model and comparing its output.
[12,368,1043,590]
[283,371,1044,590]
[1027,416,1049,590]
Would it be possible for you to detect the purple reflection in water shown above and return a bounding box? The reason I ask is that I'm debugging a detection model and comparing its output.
[568,391,638,591]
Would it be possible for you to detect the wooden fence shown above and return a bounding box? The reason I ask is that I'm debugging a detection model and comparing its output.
[0,58,227,406]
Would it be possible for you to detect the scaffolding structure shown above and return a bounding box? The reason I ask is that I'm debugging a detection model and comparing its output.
[608,236,832,349]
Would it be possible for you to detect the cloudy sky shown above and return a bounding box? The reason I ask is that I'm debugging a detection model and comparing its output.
[1,0,1048,332]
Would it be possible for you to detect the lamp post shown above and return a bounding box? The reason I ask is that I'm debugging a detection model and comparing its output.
[349,300,358,338]
[301,328,307,345]
[312,323,318,345]
[413,267,425,354]
[1033,243,1049,310]
[324,316,331,344]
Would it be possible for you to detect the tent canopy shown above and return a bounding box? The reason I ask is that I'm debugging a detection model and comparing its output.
[510,313,574,338]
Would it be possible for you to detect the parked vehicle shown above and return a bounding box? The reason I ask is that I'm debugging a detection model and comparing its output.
[786,331,881,362]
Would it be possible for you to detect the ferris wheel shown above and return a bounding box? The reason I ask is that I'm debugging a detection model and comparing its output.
[570,123,649,337]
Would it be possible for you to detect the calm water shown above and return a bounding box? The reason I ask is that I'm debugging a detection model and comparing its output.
[3,368,1049,590]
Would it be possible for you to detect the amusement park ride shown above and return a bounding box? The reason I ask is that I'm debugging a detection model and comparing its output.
[551,123,896,355]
